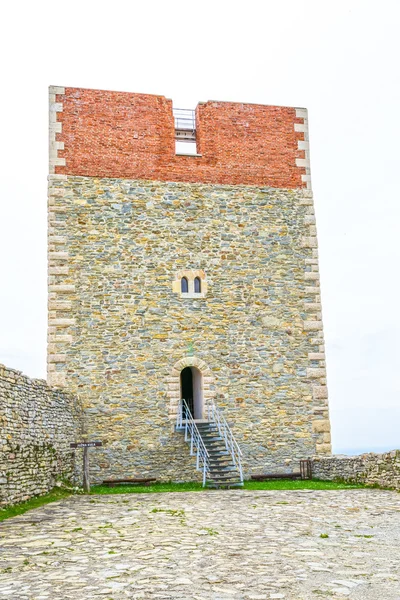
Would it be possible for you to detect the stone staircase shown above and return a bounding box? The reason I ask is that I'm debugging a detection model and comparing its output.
[196,422,243,488]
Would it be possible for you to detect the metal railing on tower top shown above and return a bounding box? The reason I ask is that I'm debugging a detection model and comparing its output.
[173,108,196,131]
[173,108,196,142]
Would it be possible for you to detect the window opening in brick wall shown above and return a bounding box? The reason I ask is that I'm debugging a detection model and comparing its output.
[175,140,197,155]
[194,277,201,293]
[173,108,197,155]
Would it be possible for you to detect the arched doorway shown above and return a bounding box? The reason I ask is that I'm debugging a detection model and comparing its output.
[180,366,203,419]
[168,356,213,423]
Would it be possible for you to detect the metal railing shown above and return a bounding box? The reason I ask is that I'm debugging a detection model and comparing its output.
[207,400,244,483]
[173,108,196,132]
[176,399,210,487]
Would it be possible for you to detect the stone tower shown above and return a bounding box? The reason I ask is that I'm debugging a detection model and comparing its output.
[48,86,331,482]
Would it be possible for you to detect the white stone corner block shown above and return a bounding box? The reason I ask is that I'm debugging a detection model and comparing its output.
[303,320,323,331]
[304,215,316,225]
[295,108,308,120]
[48,354,67,363]
[300,237,318,248]
[49,157,66,167]
[47,371,66,387]
[48,318,75,327]
[306,367,326,378]
[296,158,310,169]
[304,272,319,281]
[49,102,63,113]
[308,352,325,360]
[298,140,310,151]
[49,285,75,293]
[313,385,328,399]
[294,123,307,133]
[49,86,65,96]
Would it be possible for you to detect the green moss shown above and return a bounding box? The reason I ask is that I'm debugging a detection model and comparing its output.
[150,508,185,517]
[202,527,219,536]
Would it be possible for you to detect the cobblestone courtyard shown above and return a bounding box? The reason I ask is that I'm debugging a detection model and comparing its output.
[1,489,399,599]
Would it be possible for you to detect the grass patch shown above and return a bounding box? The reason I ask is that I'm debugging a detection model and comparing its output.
[243,479,365,491]
[91,479,364,496]
[0,488,72,523]
[92,481,205,495]
[0,479,365,523]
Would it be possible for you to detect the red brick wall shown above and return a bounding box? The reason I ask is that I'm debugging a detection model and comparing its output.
[55,87,307,188]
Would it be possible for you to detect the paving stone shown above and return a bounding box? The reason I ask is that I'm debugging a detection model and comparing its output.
[0,489,399,599]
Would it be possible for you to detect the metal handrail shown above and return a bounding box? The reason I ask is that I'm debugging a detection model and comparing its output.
[176,399,210,487]
[207,400,243,483]
[173,108,196,132]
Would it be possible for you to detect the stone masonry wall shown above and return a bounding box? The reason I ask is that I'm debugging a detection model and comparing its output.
[50,86,309,188]
[0,364,83,506]
[312,452,400,490]
[47,175,331,482]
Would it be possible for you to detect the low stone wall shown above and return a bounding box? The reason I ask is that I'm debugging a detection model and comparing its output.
[0,364,83,506]
[312,451,400,490]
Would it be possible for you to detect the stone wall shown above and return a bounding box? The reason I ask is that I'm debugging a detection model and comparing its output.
[312,451,400,490]
[0,364,83,506]
[47,175,331,482]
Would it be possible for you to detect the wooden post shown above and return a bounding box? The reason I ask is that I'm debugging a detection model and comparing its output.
[70,441,102,493]
[83,446,90,493]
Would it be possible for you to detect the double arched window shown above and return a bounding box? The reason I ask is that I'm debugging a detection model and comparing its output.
[175,271,206,298]
[180,275,203,295]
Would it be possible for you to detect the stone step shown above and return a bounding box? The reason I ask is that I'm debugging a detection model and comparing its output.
[207,452,231,458]
[206,481,243,488]
[209,472,240,480]
[210,469,237,473]
[197,427,219,432]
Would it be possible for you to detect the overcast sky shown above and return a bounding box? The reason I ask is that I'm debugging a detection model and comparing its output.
[1,0,399,454]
